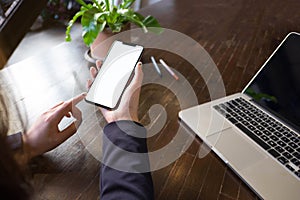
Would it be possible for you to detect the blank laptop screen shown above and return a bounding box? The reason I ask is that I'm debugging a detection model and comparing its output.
[244,33,300,131]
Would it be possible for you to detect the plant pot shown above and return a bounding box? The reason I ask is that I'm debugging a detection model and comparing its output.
[89,23,131,62]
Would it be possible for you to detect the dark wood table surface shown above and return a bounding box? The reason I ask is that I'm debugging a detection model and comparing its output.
[2,0,300,199]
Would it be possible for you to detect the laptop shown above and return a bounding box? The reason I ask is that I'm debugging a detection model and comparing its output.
[179,32,300,200]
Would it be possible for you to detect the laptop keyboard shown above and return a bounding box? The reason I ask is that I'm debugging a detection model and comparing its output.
[213,97,300,179]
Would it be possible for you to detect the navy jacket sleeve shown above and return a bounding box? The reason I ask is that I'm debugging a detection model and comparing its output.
[100,120,154,200]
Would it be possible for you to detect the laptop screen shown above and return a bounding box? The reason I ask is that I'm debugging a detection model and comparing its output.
[243,33,300,132]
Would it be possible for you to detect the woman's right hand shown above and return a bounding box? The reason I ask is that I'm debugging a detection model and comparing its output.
[22,93,85,160]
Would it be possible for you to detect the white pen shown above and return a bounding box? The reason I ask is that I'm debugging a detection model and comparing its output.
[159,59,179,80]
[150,56,162,77]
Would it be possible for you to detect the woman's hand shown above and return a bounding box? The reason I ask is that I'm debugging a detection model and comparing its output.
[87,60,143,123]
[22,93,86,160]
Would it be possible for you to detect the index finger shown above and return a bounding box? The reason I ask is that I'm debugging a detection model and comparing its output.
[67,92,87,105]
[53,93,86,124]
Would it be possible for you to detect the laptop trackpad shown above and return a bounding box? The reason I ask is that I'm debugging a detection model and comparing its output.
[207,128,267,170]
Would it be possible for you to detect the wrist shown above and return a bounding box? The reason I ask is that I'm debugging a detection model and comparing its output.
[21,133,36,161]
[106,117,139,124]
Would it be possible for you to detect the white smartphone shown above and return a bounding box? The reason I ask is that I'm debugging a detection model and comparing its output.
[85,40,144,109]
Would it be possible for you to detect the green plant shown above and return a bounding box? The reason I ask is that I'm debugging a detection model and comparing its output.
[65,0,161,46]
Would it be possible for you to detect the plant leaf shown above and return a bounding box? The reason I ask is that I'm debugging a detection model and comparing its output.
[104,0,111,11]
[68,0,162,45]
[91,0,103,11]
[98,21,107,33]
[133,12,145,20]
[81,7,103,46]
[142,15,163,33]
[76,0,89,8]
[110,7,120,23]
[109,20,128,32]
[65,10,85,42]
[121,0,135,9]
[143,15,161,28]
[122,10,143,26]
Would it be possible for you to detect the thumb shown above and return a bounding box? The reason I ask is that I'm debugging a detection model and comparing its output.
[130,62,143,88]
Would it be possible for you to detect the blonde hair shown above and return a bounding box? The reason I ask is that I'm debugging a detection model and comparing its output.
[0,83,31,199]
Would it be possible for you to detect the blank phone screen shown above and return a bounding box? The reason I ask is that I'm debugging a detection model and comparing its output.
[85,41,143,109]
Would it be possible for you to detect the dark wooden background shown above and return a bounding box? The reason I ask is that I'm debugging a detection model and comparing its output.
[141,1,300,199]
[2,0,300,199]
[0,0,47,68]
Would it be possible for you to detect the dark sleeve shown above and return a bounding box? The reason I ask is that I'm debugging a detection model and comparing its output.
[6,132,23,152]
[100,120,154,200]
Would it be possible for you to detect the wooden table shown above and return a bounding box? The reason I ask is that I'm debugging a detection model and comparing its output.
[2,0,300,199]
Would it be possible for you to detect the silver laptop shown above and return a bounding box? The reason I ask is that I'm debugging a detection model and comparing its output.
[179,32,300,200]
